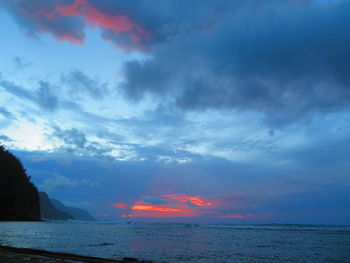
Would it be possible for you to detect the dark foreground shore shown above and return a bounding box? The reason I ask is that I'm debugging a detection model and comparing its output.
[0,246,153,263]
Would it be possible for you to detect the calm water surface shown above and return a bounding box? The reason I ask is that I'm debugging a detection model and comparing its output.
[0,222,349,263]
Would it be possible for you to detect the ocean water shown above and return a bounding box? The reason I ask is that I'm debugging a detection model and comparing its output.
[0,221,349,263]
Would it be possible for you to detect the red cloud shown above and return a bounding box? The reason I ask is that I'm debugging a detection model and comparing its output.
[56,0,151,43]
[57,33,85,45]
[14,0,151,50]
[112,203,128,209]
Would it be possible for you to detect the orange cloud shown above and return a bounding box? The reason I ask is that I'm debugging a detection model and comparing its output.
[131,201,193,213]
[163,194,215,206]
[109,195,273,220]
[57,33,85,45]
[112,194,216,218]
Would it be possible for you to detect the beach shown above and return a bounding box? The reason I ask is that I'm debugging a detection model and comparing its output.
[0,245,150,263]
[0,251,66,263]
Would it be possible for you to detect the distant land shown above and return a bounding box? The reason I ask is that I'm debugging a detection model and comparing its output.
[39,192,73,221]
[0,145,95,222]
[50,197,95,221]
[40,192,95,221]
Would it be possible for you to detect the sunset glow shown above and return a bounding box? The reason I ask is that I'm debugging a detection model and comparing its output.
[56,0,151,43]
[121,211,199,218]
[16,0,151,49]
[163,194,215,206]
[131,201,193,213]
[112,194,216,218]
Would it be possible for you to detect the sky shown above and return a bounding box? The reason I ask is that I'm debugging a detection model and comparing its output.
[0,0,349,225]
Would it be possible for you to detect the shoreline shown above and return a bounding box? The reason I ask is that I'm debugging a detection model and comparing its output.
[0,245,153,263]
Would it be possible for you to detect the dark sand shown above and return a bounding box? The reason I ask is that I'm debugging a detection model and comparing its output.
[0,246,151,263]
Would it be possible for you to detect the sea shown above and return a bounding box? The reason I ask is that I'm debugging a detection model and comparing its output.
[0,221,349,263]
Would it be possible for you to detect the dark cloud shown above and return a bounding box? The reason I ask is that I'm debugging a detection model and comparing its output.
[37,81,59,112]
[13,56,32,70]
[0,107,16,120]
[0,80,35,101]
[0,0,152,50]
[61,70,108,100]
[90,0,238,51]
[0,0,267,51]
[52,126,87,149]
[119,105,187,134]
[0,79,58,112]
[0,77,111,119]
[0,0,85,44]
[141,196,169,205]
[119,0,350,126]
[86,0,261,40]
[39,174,98,192]
[50,126,131,160]
[3,0,350,122]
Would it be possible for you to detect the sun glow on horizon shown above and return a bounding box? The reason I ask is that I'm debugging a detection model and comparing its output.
[111,194,216,218]
[163,194,215,206]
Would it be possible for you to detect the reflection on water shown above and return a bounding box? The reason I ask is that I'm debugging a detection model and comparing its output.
[0,222,349,263]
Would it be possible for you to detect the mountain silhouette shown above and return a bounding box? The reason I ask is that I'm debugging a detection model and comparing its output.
[50,198,95,221]
[39,192,95,221]
[39,192,74,220]
[0,145,41,221]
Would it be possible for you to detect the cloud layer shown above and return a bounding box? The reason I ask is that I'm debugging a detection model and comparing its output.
[119,0,350,125]
[3,0,349,126]
[1,0,151,50]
